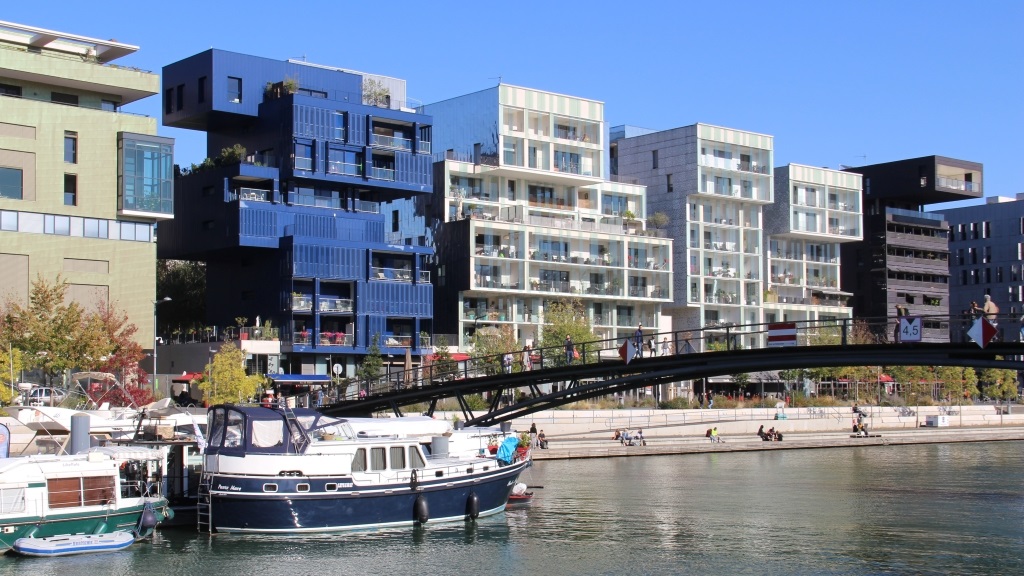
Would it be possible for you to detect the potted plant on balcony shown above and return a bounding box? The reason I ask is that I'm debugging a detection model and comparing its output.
[299,329,310,344]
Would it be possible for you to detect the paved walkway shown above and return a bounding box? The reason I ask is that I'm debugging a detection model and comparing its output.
[531,426,1024,460]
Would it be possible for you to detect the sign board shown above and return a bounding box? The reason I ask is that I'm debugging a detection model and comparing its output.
[767,322,797,347]
[332,363,342,375]
[898,317,922,343]
[967,317,997,349]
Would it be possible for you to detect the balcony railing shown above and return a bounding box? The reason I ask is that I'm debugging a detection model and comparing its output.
[294,156,313,171]
[291,295,312,311]
[354,199,380,213]
[371,133,412,151]
[317,331,353,346]
[369,166,395,181]
[327,161,363,176]
[936,175,979,193]
[371,266,413,282]
[418,141,431,154]
[236,187,269,202]
[318,297,353,313]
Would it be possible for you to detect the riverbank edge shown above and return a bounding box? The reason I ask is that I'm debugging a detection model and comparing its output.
[531,426,1024,460]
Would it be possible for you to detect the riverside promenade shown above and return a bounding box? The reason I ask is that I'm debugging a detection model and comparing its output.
[488,404,1024,461]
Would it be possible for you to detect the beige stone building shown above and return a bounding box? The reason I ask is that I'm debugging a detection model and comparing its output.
[0,20,173,349]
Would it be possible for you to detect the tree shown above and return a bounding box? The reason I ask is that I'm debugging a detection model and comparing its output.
[935,365,978,403]
[217,144,246,166]
[1,275,107,386]
[978,360,1018,401]
[538,299,595,367]
[197,342,265,405]
[471,325,518,375]
[357,333,384,385]
[363,78,390,107]
[0,346,26,405]
[157,259,205,338]
[648,211,669,229]
[429,335,458,382]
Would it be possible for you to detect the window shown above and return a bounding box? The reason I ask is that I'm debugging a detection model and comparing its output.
[351,449,366,472]
[175,84,184,111]
[392,210,399,233]
[101,100,117,112]
[0,83,21,97]
[227,76,242,103]
[198,76,206,103]
[332,112,345,141]
[64,174,77,206]
[652,149,658,169]
[666,173,673,193]
[51,92,78,106]
[389,446,406,469]
[164,88,173,113]
[370,447,386,471]
[119,133,174,215]
[64,131,77,164]
[0,167,22,200]
[297,88,327,98]
[294,142,313,171]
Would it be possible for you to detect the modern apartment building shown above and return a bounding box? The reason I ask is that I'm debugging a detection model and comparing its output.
[842,156,983,342]
[0,20,173,349]
[944,194,1024,343]
[613,124,773,350]
[417,85,673,350]
[158,50,434,377]
[763,165,862,326]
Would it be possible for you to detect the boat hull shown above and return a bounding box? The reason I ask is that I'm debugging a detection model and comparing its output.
[206,461,529,533]
[0,499,170,551]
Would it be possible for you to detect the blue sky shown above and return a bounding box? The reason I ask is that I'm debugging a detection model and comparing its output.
[6,1,1022,207]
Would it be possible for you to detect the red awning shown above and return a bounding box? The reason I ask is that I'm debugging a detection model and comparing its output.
[172,372,204,383]
[879,374,894,382]
[430,353,470,362]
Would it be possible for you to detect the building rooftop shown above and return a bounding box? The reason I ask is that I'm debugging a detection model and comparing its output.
[0,19,138,63]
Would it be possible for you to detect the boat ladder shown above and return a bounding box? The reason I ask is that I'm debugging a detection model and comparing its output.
[197,473,213,533]
[280,403,310,453]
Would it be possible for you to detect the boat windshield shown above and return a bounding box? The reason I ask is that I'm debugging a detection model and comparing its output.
[296,414,355,440]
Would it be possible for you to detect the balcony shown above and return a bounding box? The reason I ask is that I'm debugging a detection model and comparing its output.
[418,141,431,155]
[371,133,412,151]
[318,297,353,313]
[235,187,269,202]
[936,175,979,193]
[369,166,395,181]
[318,331,352,346]
[291,294,312,311]
[371,266,413,282]
[327,161,363,177]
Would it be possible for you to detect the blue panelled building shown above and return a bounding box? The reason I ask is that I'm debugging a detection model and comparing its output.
[158,50,434,378]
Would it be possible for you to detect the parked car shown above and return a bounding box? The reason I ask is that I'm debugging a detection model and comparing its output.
[14,387,68,406]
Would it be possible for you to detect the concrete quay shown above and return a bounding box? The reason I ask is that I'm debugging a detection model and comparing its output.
[478,404,1024,460]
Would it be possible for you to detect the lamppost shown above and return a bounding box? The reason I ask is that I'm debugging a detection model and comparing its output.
[153,297,171,393]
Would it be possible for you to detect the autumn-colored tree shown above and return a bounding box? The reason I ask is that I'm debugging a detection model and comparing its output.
[471,324,519,375]
[197,342,265,405]
[0,346,26,405]
[429,335,458,382]
[1,275,108,386]
[934,365,979,404]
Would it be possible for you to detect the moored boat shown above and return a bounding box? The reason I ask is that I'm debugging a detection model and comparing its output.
[13,531,136,557]
[0,446,173,551]
[199,405,531,533]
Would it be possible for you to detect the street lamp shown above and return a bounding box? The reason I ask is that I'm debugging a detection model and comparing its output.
[153,296,171,393]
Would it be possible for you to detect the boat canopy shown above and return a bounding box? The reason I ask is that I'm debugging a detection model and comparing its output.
[205,405,353,456]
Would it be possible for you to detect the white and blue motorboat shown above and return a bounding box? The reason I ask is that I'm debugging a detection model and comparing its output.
[12,531,135,557]
[199,405,531,533]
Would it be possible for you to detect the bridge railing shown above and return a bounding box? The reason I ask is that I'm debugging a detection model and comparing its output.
[342,311,1020,400]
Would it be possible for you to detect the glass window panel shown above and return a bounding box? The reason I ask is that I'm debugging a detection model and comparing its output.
[83,218,98,238]
[0,167,22,200]
[120,222,136,241]
[1,211,16,231]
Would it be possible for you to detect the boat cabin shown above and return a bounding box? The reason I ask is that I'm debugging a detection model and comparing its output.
[205,406,355,456]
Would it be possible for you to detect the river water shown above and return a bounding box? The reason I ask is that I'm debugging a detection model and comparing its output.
[3,441,1022,575]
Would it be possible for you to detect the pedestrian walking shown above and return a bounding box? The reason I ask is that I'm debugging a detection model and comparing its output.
[634,324,644,358]
[564,334,574,364]
[660,337,670,356]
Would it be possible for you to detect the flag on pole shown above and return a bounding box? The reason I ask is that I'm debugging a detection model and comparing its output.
[619,339,635,364]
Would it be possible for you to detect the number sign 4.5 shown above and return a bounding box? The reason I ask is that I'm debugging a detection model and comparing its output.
[899,317,922,342]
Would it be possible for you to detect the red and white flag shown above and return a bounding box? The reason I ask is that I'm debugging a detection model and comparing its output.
[619,339,635,364]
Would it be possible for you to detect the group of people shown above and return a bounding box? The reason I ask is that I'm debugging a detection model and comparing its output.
[757,425,783,441]
[613,428,646,446]
[698,391,715,408]
[529,422,548,449]
[852,404,869,436]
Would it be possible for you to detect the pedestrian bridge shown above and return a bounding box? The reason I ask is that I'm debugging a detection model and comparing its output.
[319,332,1024,426]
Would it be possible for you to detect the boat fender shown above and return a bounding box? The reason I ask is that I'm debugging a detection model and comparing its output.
[466,492,480,520]
[140,509,159,530]
[410,469,419,491]
[414,495,429,524]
